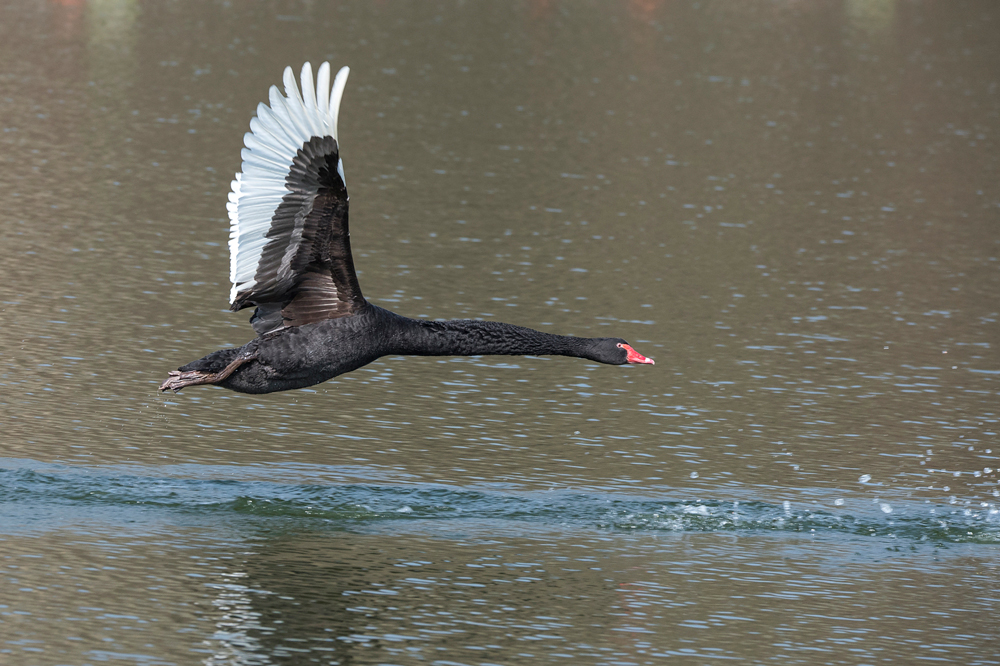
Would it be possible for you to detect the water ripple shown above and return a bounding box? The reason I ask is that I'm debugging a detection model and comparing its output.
[2,459,997,544]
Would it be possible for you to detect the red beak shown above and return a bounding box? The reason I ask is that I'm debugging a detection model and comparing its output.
[620,343,655,365]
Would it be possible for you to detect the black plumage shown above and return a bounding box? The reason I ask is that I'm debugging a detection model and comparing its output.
[160,63,653,394]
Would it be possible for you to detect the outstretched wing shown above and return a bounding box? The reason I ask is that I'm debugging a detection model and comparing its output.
[227,62,365,336]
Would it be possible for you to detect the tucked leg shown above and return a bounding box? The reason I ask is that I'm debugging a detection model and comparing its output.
[159,351,258,392]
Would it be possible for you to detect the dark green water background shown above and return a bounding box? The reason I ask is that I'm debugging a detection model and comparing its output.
[1,1,998,663]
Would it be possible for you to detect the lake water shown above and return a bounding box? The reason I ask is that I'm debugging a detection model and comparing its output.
[1,1,998,663]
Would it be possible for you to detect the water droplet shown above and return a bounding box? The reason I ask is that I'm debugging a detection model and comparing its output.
[834,498,845,506]
[858,474,872,483]
[880,503,892,514]
[690,471,699,479]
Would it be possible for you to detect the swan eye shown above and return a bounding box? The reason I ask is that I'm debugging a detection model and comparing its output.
[616,343,625,349]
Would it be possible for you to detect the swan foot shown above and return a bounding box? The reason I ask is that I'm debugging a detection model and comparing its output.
[159,351,258,393]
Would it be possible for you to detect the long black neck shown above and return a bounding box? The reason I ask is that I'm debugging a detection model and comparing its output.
[374,307,601,360]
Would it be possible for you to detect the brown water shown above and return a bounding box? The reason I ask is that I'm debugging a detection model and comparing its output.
[1,1,998,663]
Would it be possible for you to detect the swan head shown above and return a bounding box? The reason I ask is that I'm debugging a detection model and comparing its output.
[586,339,655,365]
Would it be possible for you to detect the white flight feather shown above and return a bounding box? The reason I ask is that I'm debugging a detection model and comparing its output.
[316,63,331,119]
[228,62,350,304]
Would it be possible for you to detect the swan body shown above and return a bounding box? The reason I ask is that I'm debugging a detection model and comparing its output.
[160,63,653,394]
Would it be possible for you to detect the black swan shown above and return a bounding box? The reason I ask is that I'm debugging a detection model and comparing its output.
[160,62,654,394]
